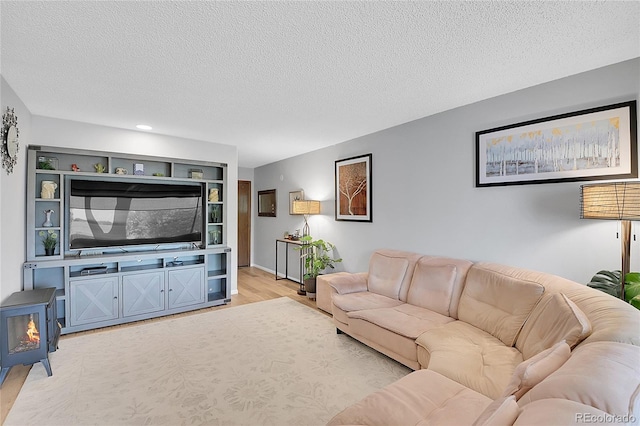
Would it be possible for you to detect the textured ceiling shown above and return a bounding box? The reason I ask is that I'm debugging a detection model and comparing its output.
[1,1,639,168]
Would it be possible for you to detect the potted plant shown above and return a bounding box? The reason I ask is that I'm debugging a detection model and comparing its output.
[587,270,640,309]
[39,229,58,256]
[296,235,342,298]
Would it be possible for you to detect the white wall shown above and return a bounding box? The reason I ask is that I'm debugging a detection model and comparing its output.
[1,76,31,302]
[0,111,239,302]
[253,59,640,284]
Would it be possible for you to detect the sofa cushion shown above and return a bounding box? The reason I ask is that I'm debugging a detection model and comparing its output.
[517,342,640,417]
[327,369,492,426]
[332,291,404,313]
[367,250,422,300]
[415,321,524,399]
[347,303,455,339]
[406,256,473,318]
[458,263,545,347]
[406,263,457,316]
[517,293,592,359]
[502,340,571,400]
[472,396,520,426]
[513,399,623,425]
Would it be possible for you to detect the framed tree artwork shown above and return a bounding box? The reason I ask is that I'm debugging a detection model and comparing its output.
[476,101,637,187]
[335,153,372,222]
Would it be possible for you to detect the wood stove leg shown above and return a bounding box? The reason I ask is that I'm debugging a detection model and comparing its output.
[0,366,10,387]
[40,357,53,377]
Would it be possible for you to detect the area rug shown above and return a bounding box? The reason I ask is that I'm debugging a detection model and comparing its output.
[5,297,410,425]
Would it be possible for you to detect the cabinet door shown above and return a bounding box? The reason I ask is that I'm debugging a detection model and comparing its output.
[69,276,119,326]
[167,267,205,309]
[122,271,165,317]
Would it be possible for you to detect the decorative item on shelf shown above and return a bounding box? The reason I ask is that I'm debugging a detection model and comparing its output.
[40,180,57,199]
[209,229,221,245]
[71,163,80,172]
[152,172,164,177]
[211,205,221,223]
[133,163,144,175]
[580,181,640,299]
[295,235,342,299]
[209,188,219,202]
[1,107,19,174]
[37,156,58,170]
[42,209,54,227]
[39,229,58,256]
[94,163,106,173]
[189,169,204,179]
[115,167,127,175]
[292,200,321,236]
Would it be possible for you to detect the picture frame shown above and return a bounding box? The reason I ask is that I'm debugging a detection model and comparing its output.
[335,153,372,222]
[289,190,304,215]
[476,101,637,187]
[258,189,276,217]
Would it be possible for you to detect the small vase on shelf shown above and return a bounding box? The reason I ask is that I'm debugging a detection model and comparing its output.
[45,247,55,256]
[42,209,54,227]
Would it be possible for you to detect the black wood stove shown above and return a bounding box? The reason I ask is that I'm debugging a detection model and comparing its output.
[0,287,60,386]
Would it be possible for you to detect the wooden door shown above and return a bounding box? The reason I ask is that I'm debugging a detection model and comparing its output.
[238,180,251,267]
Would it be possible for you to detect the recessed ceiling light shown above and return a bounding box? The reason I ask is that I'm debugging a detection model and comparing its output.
[136,124,152,130]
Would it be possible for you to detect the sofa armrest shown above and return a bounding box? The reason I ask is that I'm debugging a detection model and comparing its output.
[329,272,369,294]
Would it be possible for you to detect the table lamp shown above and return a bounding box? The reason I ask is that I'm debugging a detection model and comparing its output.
[292,200,321,236]
[580,181,640,298]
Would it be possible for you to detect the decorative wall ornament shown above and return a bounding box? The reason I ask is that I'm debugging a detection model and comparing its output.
[1,107,20,174]
[476,101,637,187]
[335,153,372,222]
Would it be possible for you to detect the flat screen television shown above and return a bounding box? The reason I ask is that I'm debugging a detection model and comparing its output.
[67,178,203,251]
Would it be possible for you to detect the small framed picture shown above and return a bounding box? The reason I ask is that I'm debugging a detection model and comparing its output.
[133,163,144,176]
[189,169,204,179]
[289,190,303,215]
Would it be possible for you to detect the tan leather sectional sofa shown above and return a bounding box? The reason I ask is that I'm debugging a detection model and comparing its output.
[316,249,640,425]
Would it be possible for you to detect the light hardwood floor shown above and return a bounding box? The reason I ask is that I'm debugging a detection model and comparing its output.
[0,267,326,424]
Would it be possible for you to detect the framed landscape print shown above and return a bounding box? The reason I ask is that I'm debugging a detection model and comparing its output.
[476,101,637,187]
[335,153,372,222]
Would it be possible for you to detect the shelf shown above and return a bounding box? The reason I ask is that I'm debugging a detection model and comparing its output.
[120,264,163,273]
[55,289,65,300]
[208,269,226,278]
[69,268,118,278]
[207,292,226,302]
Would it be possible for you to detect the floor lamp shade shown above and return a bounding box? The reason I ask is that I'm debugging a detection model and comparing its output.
[292,200,321,236]
[580,181,640,299]
[580,182,640,220]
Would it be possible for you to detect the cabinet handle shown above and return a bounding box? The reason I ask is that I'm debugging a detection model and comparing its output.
[160,289,164,293]
[113,296,118,300]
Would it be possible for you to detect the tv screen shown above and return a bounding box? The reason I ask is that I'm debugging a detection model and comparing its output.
[68,179,203,250]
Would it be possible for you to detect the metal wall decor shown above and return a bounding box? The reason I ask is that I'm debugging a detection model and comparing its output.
[1,107,20,174]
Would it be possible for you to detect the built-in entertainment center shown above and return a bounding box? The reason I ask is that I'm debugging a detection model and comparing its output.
[23,145,231,334]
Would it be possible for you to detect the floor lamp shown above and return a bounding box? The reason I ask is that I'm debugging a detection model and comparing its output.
[292,200,321,295]
[580,181,640,299]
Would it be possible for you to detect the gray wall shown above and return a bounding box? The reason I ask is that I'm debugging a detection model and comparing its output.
[253,59,640,284]
[1,76,31,301]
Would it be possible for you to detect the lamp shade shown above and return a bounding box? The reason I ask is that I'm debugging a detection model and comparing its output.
[292,200,321,215]
[580,182,640,220]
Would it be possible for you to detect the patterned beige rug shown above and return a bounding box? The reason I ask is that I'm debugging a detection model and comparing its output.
[5,297,410,425]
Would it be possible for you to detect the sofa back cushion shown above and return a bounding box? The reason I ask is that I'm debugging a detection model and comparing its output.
[501,340,571,400]
[516,293,592,359]
[406,256,473,318]
[367,250,422,300]
[458,263,545,347]
[517,342,640,417]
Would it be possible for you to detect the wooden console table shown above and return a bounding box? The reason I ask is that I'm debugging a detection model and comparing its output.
[275,239,305,294]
